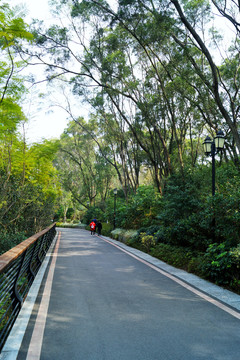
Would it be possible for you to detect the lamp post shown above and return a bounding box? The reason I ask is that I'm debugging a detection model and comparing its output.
[203,130,225,196]
[113,188,117,229]
[203,130,225,241]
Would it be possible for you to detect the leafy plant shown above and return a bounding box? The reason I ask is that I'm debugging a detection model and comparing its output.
[140,233,156,253]
[203,243,233,285]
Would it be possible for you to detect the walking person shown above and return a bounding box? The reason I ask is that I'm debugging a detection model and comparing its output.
[96,220,102,236]
[90,220,96,235]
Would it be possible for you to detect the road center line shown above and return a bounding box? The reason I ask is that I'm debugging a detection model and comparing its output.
[101,236,240,321]
[26,232,61,360]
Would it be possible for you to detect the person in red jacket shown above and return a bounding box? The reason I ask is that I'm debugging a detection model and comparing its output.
[90,220,96,235]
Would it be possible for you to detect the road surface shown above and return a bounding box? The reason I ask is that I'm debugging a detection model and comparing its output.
[14,228,240,360]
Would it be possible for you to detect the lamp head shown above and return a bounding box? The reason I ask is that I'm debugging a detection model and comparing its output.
[214,130,225,151]
[203,136,212,155]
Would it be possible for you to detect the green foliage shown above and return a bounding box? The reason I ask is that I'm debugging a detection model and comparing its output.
[151,243,202,272]
[101,222,113,236]
[201,242,240,291]
[111,228,138,243]
[112,186,161,229]
[0,2,33,121]
[0,232,26,254]
[0,4,33,46]
[140,233,156,253]
[3,0,238,292]
[111,228,125,240]
[0,138,60,237]
[82,206,104,226]
[230,245,240,269]
[203,243,233,285]
[56,120,114,213]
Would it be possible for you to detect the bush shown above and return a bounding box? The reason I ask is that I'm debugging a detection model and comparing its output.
[101,222,113,237]
[110,228,138,243]
[82,207,104,225]
[140,233,156,253]
[111,228,125,240]
[230,245,240,268]
[138,225,162,236]
[154,227,170,244]
[110,186,161,229]
[202,243,233,285]
[124,230,139,241]
[150,243,203,272]
[202,243,240,292]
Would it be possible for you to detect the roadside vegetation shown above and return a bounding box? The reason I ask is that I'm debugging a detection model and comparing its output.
[0,4,60,254]
[77,166,240,295]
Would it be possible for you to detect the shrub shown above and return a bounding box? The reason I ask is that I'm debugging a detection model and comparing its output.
[202,243,240,293]
[229,245,240,293]
[142,225,162,236]
[101,222,113,236]
[150,243,203,271]
[230,245,240,268]
[111,186,161,229]
[153,228,169,244]
[140,233,156,253]
[111,228,125,240]
[82,207,104,225]
[202,243,233,285]
[110,228,138,243]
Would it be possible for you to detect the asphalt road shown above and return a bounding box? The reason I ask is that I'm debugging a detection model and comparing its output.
[17,228,240,360]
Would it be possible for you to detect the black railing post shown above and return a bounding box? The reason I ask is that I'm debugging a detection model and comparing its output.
[13,251,27,307]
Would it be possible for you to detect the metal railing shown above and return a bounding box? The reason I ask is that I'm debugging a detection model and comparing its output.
[0,223,56,351]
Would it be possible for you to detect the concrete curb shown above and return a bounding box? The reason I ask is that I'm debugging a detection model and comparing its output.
[99,234,240,312]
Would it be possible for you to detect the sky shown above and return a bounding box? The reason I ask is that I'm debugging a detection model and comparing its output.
[11,0,72,143]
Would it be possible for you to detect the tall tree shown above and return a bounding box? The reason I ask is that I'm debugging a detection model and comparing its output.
[17,0,240,195]
[56,119,114,208]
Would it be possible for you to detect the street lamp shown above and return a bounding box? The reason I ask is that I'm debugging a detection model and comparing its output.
[203,130,225,196]
[203,130,225,242]
[113,188,117,229]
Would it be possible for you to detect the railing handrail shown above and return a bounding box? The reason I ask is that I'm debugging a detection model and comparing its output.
[0,222,57,352]
[0,222,56,274]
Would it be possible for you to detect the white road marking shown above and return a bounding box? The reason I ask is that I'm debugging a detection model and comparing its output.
[26,232,61,360]
[23,230,240,360]
[101,237,240,321]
